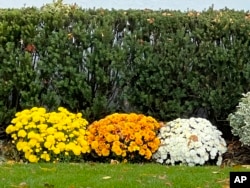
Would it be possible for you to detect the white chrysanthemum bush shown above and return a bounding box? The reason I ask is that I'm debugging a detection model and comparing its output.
[153,118,227,166]
[228,92,250,146]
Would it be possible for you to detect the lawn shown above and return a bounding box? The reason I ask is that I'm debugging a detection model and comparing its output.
[0,162,249,188]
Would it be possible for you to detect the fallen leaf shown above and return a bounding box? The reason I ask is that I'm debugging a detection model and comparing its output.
[165,182,172,187]
[217,178,229,183]
[233,165,244,169]
[158,175,167,180]
[217,178,229,188]
[242,165,250,169]
[136,179,142,184]
[212,171,220,174]
[7,160,16,165]
[10,185,19,188]
[10,182,29,188]
[110,159,119,164]
[102,176,111,180]
[19,182,28,188]
[39,166,56,171]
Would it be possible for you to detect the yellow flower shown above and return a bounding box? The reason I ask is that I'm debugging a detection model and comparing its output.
[44,141,52,149]
[47,127,56,135]
[37,107,46,114]
[5,125,16,134]
[24,151,31,160]
[41,152,50,162]
[77,138,88,146]
[45,135,55,148]
[15,122,23,129]
[8,106,89,163]
[53,147,61,155]
[11,134,17,140]
[72,130,79,136]
[32,114,41,123]
[11,117,18,124]
[79,128,86,135]
[65,142,75,151]
[31,107,38,112]
[72,145,81,156]
[37,124,48,131]
[28,154,39,163]
[58,107,67,112]
[16,141,28,151]
[21,116,30,125]
[28,139,37,147]
[17,129,27,138]
[82,145,90,153]
[22,144,31,153]
[27,131,36,139]
[57,142,66,151]
[54,132,65,141]
[76,113,82,118]
[35,148,40,153]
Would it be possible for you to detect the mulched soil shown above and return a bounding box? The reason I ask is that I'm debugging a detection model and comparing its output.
[222,140,250,166]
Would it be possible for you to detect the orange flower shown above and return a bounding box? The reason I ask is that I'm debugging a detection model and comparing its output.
[101,148,110,156]
[139,148,146,156]
[145,149,152,160]
[128,141,140,152]
[106,134,115,143]
[112,145,122,156]
[135,138,143,146]
[91,141,99,150]
[87,113,161,161]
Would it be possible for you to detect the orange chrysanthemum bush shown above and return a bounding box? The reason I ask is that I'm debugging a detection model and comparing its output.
[5,107,90,163]
[87,113,161,162]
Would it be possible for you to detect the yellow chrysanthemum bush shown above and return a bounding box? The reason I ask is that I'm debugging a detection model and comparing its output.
[87,113,161,162]
[5,107,90,163]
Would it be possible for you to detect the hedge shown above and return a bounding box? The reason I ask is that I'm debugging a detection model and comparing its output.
[1,2,250,139]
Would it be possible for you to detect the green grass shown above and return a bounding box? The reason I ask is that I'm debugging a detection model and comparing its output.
[0,162,249,188]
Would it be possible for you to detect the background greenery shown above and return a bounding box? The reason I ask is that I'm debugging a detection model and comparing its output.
[1,2,250,139]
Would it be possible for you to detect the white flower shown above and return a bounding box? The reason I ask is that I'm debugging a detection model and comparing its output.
[216,156,223,166]
[153,117,227,166]
[157,158,164,163]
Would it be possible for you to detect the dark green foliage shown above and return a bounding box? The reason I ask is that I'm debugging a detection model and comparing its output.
[0,5,250,136]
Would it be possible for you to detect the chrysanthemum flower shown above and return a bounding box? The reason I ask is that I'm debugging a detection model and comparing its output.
[153,118,227,166]
[6,107,90,163]
[87,113,161,161]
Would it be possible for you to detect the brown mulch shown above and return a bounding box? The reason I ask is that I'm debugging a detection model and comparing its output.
[0,139,20,162]
[222,140,250,166]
